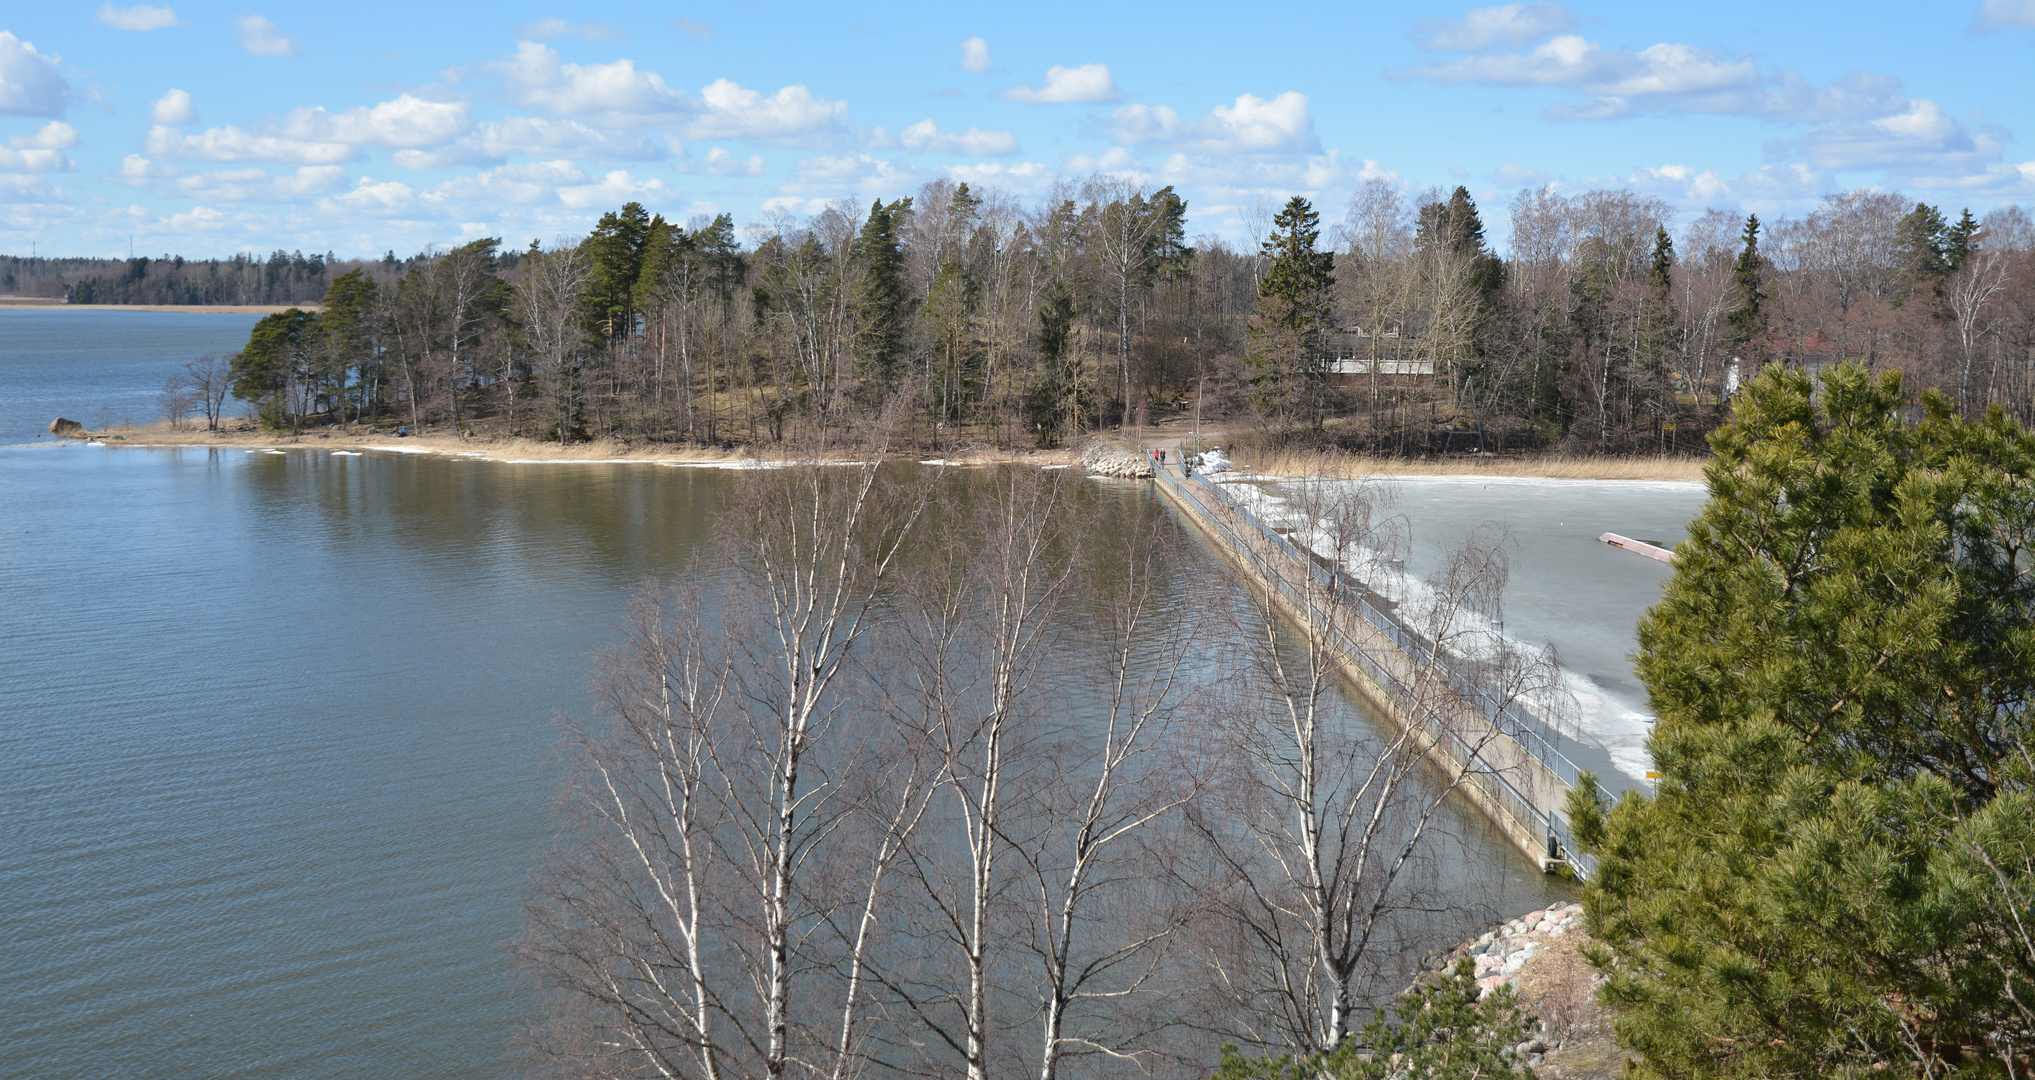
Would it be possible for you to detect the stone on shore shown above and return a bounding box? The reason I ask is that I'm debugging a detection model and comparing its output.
[49,417,87,438]
[1078,442,1153,478]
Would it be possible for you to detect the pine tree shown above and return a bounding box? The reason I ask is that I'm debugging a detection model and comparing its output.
[580,202,653,341]
[1214,959,1538,1080]
[851,198,912,397]
[1569,362,2035,1079]
[1895,202,1950,301]
[1946,207,1979,273]
[1245,196,1336,429]
[1724,214,1764,357]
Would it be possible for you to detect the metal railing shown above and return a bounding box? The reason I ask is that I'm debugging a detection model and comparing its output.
[1152,462,1596,878]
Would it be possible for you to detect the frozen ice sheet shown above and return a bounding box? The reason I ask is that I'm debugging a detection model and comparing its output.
[1307,475,1708,790]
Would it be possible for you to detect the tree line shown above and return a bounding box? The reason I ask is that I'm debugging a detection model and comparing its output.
[0,250,425,307]
[196,180,2034,454]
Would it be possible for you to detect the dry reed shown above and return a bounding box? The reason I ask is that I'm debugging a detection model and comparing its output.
[1239,448,1709,482]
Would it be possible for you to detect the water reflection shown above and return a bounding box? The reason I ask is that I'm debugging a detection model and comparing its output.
[0,448,1566,1080]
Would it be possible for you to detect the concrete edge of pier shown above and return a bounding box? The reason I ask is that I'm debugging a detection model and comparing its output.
[1145,462,1590,878]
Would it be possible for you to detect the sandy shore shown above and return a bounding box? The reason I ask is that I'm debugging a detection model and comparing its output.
[0,298,321,314]
[73,420,1709,481]
[77,421,1079,468]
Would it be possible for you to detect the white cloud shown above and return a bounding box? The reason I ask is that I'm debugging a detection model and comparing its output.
[146,124,355,165]
[392,116,664,169]
[96,4,180,31]
[279,95,470,148]
[948,160,1050,189]
[1112,92,1318,155]
[1404,34,1759,110]
[0,146,72,171]
[514,18,625,41]
[166,205,228,231]
[0,32,68,118]
[488,43,847,143]
[689,79,848,143]
[150,88,195,124]
[237,15,297,57]
[688,147,767,176]
[427,160,589,205]
[1792,99,2005,179]
[899,118,1018,155]
[1625,162,1829,214]
[493,41,688,116]
[671,18,716,41]
[323,177,419,215]
[141,93,468,167]
[958,35,993,73]
[12,121,78,149]
[1416,3,1577,51]
[1156,147,1352,193]
[116,154,175,181]
[779,152,913,196]
[1495,162,1549,185]
[1977,0,2035,30]
[149,164,349,202]
[1001,63,1122,105]
[1062,146,1142,175]
[557,169,666,209]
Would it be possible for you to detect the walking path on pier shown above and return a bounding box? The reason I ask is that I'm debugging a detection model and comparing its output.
[1147,460,1594,877]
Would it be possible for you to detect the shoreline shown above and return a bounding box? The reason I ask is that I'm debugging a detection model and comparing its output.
[59,422,1713,481]
[0,299,322,314]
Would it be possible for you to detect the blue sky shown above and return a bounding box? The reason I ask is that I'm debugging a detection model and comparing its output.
[2,0,2032,258]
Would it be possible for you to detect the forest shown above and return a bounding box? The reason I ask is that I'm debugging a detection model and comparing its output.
[151,178,2035,454]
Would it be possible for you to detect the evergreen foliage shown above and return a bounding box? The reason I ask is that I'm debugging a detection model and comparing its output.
[851,197,913,392]
[1214,959,1539,1080]
[579,202,653,340]
[1725,214,1765,356]
[1570,361,2035,1079]
[230,307,318,428]
[1246,196,1337,426]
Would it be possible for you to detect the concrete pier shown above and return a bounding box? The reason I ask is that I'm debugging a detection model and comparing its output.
[1147,462,1592,877]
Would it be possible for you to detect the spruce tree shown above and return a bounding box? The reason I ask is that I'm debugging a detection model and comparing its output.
[1724,214,1764,358]
[850,198,912,396]
[1896,202,1951,301]
[1570,362,2035,1079]
[1245,196,1336,429]
[1946,207,1979,273]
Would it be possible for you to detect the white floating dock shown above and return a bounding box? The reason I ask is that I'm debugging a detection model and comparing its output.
[1599,532,1675,563]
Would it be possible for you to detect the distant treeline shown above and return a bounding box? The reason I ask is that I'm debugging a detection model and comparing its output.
[162,179,2035,452]
[0,249,515,307]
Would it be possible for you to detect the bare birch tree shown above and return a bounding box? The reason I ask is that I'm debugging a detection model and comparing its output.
[880,465,1075,1080]
[1188,480,1560,1056]
[517,244,592,443]
[524,452,935,1080]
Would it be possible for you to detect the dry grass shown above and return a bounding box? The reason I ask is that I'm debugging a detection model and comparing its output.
[1514,935,1633,1080]
[87,417,1077,468]
[1238,447,1709,482]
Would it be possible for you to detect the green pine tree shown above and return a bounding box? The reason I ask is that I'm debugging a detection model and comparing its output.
[232,307,319,431]
[1215,959,1539,1080]
[1896,202,1951,302]
[580,201,653,341]
[1245,195,1336,430]
[850,197,912,397]
[1724,214,1764,358]
[1569,361,2035,1079]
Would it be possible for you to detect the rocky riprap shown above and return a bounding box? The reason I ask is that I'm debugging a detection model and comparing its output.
[1078,442,1153,478]
[1414,900,1585,999]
